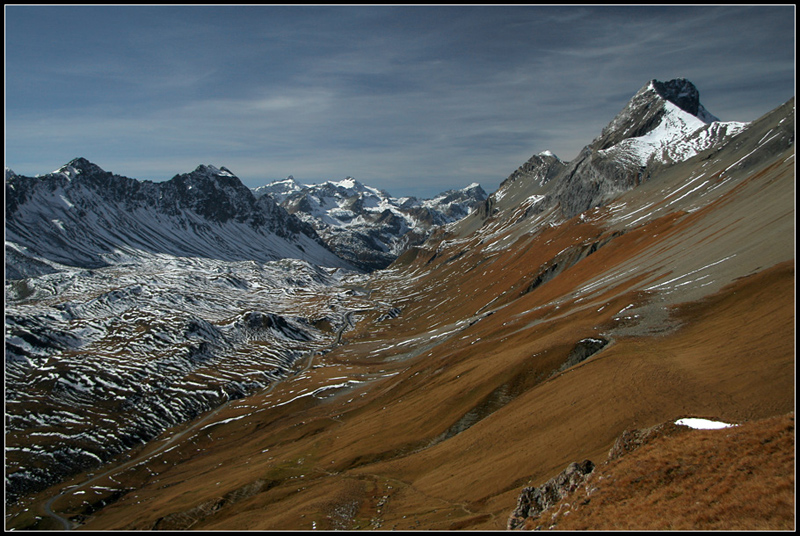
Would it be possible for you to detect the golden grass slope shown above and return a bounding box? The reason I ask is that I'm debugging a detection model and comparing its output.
[47,246,791,531]
[537,413,795,531]
[25,219,792,530]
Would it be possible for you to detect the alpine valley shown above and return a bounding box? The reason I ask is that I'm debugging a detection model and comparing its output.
[4,79,795,531]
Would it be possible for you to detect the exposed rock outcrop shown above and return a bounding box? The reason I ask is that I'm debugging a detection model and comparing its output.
[507,459,596,530]
[559,337,609,372]
[606,421,686,462]
[507,421,692,530]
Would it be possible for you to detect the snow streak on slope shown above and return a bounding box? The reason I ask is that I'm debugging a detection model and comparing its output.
[5,254,371,504]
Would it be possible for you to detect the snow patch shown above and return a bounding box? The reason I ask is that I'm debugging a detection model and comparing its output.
[675,418,736,430]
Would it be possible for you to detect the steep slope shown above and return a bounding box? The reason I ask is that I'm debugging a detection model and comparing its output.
[6,82,793,531]
[5,159,354,278]
[510,413,794,530]
[256,177,487,271]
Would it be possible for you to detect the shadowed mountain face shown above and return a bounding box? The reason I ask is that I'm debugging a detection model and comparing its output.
[5,161,354,278]
[5,80,794,531]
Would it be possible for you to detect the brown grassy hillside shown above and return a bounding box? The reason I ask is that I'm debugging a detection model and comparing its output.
[531,413,795,531]
[16,241,791,531]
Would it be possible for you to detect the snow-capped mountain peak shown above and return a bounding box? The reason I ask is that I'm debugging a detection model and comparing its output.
[459,78,755,225]
[594,78,748,168]
[252,176,487,271]
[330,176,359,190]
[251,175,305,203]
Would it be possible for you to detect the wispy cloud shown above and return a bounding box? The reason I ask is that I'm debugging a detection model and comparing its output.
[5,5,795,197]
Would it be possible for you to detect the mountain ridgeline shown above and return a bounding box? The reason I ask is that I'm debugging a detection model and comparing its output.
[4,78,754,278]
[5,161,487,277]
[5,162,351,278]
[254,177,487,271]
[4,78,794,530]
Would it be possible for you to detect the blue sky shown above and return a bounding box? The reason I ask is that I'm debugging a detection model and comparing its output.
[5,5,795,198]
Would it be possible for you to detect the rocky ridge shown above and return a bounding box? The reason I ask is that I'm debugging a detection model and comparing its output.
[507,459,596,530]
[5,160,353,279]
[508,414,794,531]
[507,419,695,530]
[255,177,487,271]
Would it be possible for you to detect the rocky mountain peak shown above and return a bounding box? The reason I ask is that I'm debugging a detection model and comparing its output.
[63,156,97,170]
[461,182,487,195]
[321,176,376,198]
[498,151,566,192]
[649,78,718,123]
[192,164,235,177]
[251,176,305,204]
[650,78,700,114]
[174,164,256,196]
[56,157,108,180]
[592,78,718,153]
[462,79,745,226]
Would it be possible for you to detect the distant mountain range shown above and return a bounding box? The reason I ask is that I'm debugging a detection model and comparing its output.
[5,161,487,277]
[253,176,487,271]
[5,161,353,278]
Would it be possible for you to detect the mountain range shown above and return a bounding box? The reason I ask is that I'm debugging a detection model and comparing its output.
[4,145,486,506]
[253,176,487,271]
[4,78,794,530]
[5,161,352,279]
[5,161,487,278]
